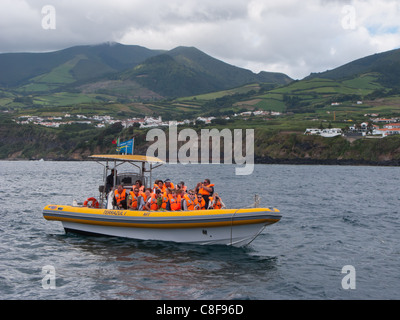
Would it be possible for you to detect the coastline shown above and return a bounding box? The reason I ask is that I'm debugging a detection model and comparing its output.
[2,156,399,166]
[254,156,400,166]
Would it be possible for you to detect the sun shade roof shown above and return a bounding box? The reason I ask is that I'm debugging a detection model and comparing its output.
[89,154,164,163]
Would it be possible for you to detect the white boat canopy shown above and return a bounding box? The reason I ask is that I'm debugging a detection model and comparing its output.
[89,154,165,206]
[89,154,164,163]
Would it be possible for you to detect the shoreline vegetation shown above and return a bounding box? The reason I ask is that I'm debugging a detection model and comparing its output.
[1,118,399,166]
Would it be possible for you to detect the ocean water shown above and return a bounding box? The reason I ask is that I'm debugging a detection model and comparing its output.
[0,161,399,300]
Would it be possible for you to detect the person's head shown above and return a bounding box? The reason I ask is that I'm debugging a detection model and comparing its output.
[164,179,172,187]
[117,185,124,192]
[157,180,163,187]
[177,181,185,188]
[204,179,210,185]
[133,187,139,195]
[197,194,203,201]
[171,190,177,198]
[135,180,142,187]
[145,188,152,196]
[188,190,195,198]
[155,189,162,197]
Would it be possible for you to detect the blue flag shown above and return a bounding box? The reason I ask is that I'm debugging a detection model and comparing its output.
[117,138,134,154]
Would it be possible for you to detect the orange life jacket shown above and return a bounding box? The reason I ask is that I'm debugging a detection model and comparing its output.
[161,194,169,209]
[170,197,181,211]
[153,184,162,193]
[212,198,222,209]
[149,196,158,211]
[141,192,149,202]
[162,182,175,192]
[206,197,222,209]
[199,184,215,196]
[129,191,141,210]
[195,198,206,210]
[184,198,195,211]
[114,189,127,204]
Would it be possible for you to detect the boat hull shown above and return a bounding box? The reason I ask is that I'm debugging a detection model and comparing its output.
[43,205,281,247]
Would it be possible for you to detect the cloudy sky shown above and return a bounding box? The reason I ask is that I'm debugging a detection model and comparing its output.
[1,0,399,79]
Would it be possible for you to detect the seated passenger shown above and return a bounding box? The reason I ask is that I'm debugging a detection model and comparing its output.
[182,190,196,211]
[208,193,225,209]
[128,187,145,210]
[114,185,127,209]
[144,188,158,211]
[196,179,214,209]
[160,188,171,210]
[135,180,145,193]
[142,188,152,202]
[163,179,175,192]
[155,189,164,210]
[177,181,187,193]
[168,190,181,211]
[194,194,206,210]
[153,180,163,193]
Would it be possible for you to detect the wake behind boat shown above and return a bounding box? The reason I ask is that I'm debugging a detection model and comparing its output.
[42,154,282,247]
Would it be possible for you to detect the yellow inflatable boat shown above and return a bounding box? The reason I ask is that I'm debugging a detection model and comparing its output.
[42,155,281,247]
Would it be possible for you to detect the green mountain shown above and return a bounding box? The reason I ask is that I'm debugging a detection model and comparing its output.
[2,44,400,118]
[306,48,400,88]
[0,43,292,99]
[0,43,163,90]
[175,48,400,118]
[89,46,292,98]
[166,46,291,88]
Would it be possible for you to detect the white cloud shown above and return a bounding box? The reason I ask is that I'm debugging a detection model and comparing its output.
[0,0,399,79]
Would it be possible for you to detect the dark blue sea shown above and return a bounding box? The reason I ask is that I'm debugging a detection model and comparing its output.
[0,161,399,300]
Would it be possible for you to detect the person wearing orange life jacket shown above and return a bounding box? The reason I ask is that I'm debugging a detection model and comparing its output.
[182,190,196,211]
[142,188,153,203]
[162,179,175,192]
[196,179,214,209]
[160,188,171,210]
[114,185,127,209]
[177,181,187,194]
[128,187,145,210]
[154,189,163,210]
[208,193,225,210]
[168,189,181,211]
[153,180,163,193]
[143,188,159,211]
[194,194,206,211]
[135,180,145,193]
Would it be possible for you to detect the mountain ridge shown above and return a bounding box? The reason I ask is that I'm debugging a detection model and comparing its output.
[305,48,400,88]
[0,43,292,98]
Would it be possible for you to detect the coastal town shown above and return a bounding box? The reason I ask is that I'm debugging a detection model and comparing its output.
[305,118,400,138]
[14,110,400,138]
[13,110,281,129]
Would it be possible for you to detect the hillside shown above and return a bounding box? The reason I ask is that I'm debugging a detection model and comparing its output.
[86,46,292,98]
[0,43,292,102]
[306,48,400,88]
[0,43,163,90]
[150,48,400,118]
